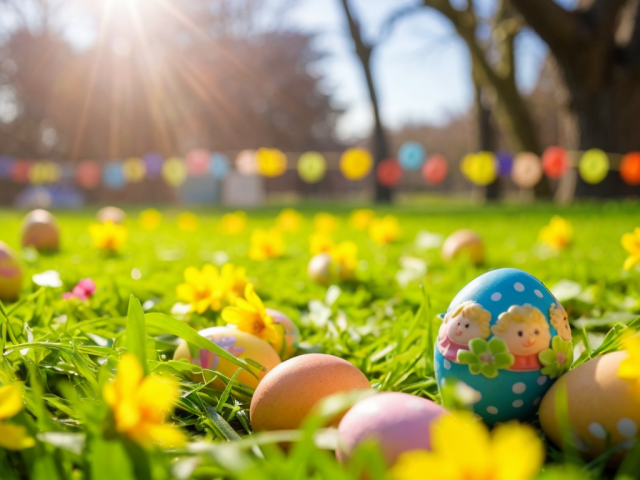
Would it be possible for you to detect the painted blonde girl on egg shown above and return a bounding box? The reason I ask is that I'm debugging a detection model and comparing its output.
[491,305,551,371]
[438,301,491,362]
[549,302,571,341]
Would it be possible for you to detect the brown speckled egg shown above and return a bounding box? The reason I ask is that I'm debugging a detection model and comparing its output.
[539,351,640,464]
[308,253,332,285]
[250,353,371,432]
[441,229,484,264]
[97,206,126,224]
[0,241,22,301]
[173,326,281,389]
[21,209,60,252]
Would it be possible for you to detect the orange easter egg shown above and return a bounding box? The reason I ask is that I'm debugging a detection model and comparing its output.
[21,209,60,252]
[442,229,484,265]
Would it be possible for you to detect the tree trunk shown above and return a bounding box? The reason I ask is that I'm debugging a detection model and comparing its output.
[474,81,501,201]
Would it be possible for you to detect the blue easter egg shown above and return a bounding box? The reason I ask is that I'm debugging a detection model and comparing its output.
[434,268,572,424]
[398,142,425,171]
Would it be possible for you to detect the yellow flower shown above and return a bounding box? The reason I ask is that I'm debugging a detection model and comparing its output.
[538,216,573,250]
[332,241,358,279]
[314,212,338,233]
[0,384,35,450]
[220,263,248,304]
[249,229,284,261]
[349,209,375,230]
[369,215,400,245]
[139,209,162,230]
[309,232,334,255]
[618,334,640,401]
[220,211,247,235]
[103,354,184,448]
[621,227,640,271]
[177,212,199,232]
[176,264,226,313]
[89,221,127,251]
[391,412,544,480]
[222,284,281,347]
[276,208,304,232]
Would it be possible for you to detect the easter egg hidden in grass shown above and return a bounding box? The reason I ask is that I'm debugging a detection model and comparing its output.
[173,326,281,390]
[308,253,332,285]
[434,268,573,424]
[97,206,126,224]
[539,351,640,465]
[0,241,22,301]
[337,392,447,467]
[441,229,484,265]
[266,309,299,360]
[21,209,60,252]
[250,353,371,432]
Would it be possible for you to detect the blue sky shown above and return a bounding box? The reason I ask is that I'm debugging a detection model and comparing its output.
[286,0,551,140]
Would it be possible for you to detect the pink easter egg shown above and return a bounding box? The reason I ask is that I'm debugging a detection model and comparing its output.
[337,392,447,467]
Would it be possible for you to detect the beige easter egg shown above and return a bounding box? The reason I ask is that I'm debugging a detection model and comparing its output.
[250,353,371,432]
[308,253,332,284]
[21,209,60,252]
[0,241,22,301]
[97,206,126,224]
[539,351,640,464]
[173,326,281,390]
[441,229,484,264]
[267,309,299,360]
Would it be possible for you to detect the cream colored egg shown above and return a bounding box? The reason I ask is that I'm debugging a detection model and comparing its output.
[266,309,299,360]
[308,253,332,284]
[250,353,371,432]
[173,326,281,390]
[539,351,640,464]
[97,206,126,224]
[21,209,60,252]
[0,241,22,301]
[441,229,484,264]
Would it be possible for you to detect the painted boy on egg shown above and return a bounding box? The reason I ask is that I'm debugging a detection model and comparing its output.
[491,305,551,371]
[437,301,491,362]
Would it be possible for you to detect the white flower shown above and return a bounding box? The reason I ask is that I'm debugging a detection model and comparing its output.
[32,270,62,288]
[415,231,444,250]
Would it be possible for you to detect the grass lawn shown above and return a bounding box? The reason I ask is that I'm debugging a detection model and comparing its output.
[0,200,638,479]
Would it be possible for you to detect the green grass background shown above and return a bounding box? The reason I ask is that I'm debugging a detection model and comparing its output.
[0,200,639,480]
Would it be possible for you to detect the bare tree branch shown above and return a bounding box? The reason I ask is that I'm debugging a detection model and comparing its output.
[508,0,582,56]
[378,4,421,44]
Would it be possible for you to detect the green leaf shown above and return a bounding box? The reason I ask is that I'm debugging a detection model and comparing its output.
[469,338,489,355]
[539,349,557,365]
[494,352,514,369]
[125,295,148,375]
[488,337,508,354]
[144,313,257,379]
[480,363,498,378]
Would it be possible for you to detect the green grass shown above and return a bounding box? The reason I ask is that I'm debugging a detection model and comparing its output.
[0,201,639,479]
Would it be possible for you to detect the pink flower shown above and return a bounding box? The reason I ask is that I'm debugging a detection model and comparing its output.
[63,278,96,301]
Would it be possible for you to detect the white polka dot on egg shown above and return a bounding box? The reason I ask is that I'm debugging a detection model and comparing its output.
[444,359,451,370]
[512,382,527,394]
[588,422,607,439]
[534,289,543,298]
[533,397,541,406]
[491,292,502,301]
[512,400,524,408]
[537,376,548,386]
[486,406,498,415]
[617,418,638,438]
[514,282,525,292]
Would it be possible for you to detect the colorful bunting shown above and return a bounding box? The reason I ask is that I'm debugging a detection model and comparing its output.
[297,151,326,183]
[512,152,543,188]
[398,142,425,171]
[162,157,187,187]
[77,160,101,188]
[103,162,126,190]
[422,154,448,185]
[579,149,609,185]
[376,158,402,187]
[256,148,287,177]
[461,152,497,186]
[542,146,570,179]
[186,149,210,176]
[210,153,230,179]
[236,150,258,176]
[340,148,372,181]
[620,152,640,186]
[143,152,164,178]
[122,157,146,183]
[496,151,513,176]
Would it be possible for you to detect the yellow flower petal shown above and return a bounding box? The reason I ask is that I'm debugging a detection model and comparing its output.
[145,423,186,448]
[0,384,25,420]
[623,255,640,271]
[0,423,35,450]
[491,422,544,480]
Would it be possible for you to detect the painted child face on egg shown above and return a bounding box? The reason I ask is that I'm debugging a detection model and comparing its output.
[435,268,572,424]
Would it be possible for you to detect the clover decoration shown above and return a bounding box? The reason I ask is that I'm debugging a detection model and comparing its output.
[457,338,515,379]
[538,335,573,379]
